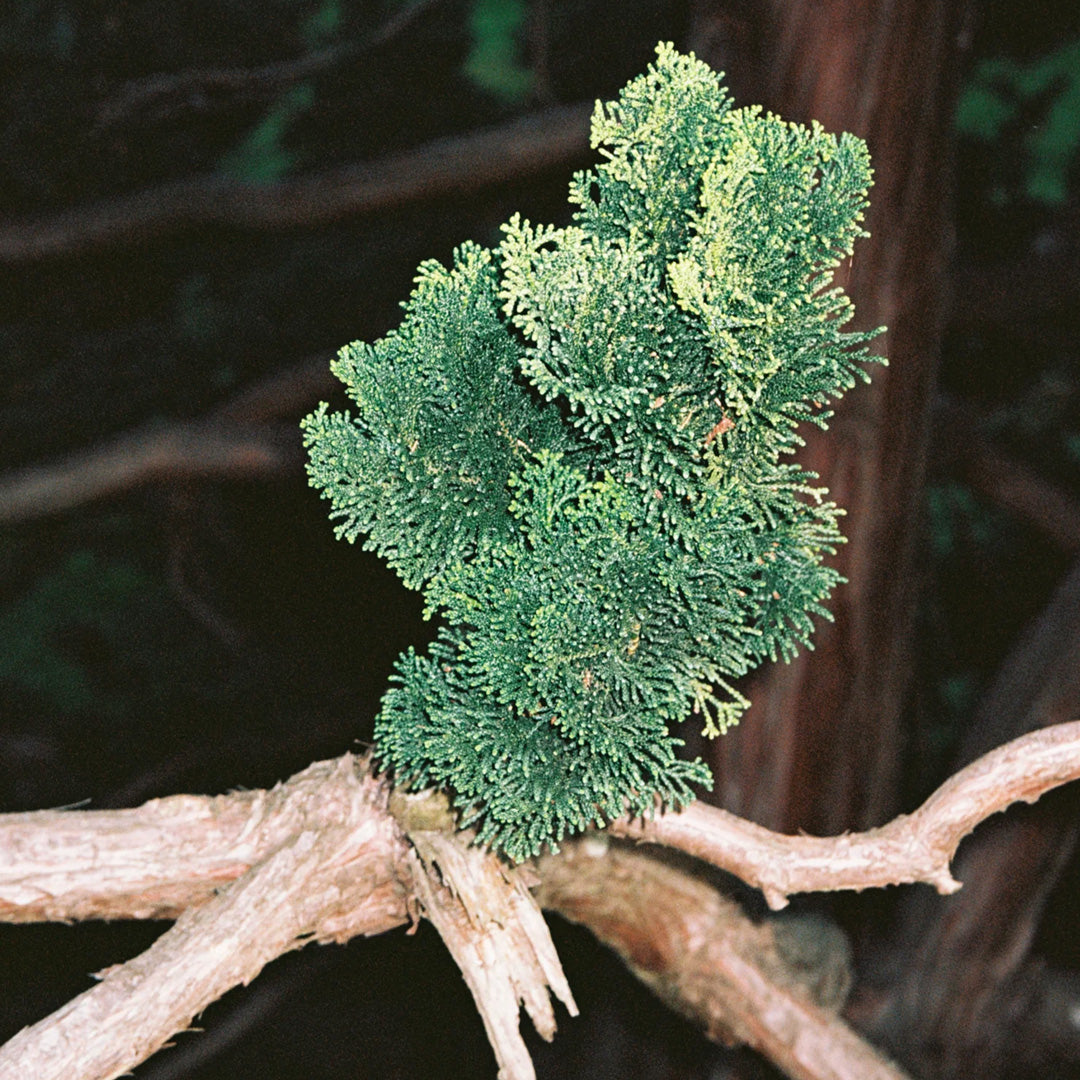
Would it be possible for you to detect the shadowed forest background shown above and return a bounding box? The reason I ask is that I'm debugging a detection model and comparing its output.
[2,2,1080,1078]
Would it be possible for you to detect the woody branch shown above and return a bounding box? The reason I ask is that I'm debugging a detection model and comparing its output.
[1,722,1078,1080]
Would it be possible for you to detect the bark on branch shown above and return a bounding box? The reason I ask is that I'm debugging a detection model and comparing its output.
[536,840,907,1080]
[7,724,1078,925]
[609,720,1080,910]
[861,552,1080,1077]
[0,757,411,1080]
[2,722,1078,1080]
[404,817,578,1080]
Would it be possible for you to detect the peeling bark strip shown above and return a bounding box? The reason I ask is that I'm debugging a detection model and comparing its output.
[406,836,577,1080]
[1,725,1079,1080]
[391,787,578,1080]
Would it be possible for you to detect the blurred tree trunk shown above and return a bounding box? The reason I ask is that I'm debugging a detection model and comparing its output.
[687,0,973,834]
[862,554,1080,1078]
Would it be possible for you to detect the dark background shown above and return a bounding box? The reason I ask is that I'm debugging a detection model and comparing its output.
[1,2,1079,1077]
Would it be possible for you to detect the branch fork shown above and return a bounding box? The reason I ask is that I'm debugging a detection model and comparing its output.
[2,723,1080,1080]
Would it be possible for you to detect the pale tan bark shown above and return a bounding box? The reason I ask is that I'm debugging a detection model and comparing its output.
[2,725,1079,1080]
[611,721,1080,910]
[406,825,577,1080]
[0,757,409,1080]
[536,840,909,1080]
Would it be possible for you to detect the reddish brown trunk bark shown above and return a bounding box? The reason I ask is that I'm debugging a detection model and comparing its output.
[689,0,972,834]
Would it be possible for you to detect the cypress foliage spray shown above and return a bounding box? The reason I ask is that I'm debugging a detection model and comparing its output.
[303,44,883,860]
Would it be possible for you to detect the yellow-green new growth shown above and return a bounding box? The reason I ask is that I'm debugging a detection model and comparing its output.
[302,43,883,861]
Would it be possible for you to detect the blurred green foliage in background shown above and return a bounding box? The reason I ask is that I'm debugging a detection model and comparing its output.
[956,36,1080,203]
[463,0,533,104]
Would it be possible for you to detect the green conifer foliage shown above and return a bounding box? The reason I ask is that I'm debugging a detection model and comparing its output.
[302,43,883,861]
